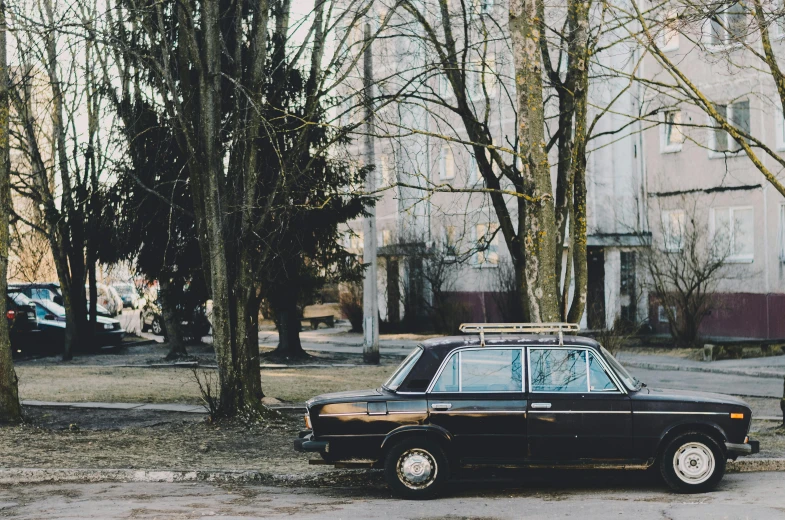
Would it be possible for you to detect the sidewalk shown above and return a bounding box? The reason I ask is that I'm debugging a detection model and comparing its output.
[617,352,785,379]
[21,400,207,414]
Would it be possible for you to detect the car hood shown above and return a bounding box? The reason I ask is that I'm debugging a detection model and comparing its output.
[306,388,383,407]
[641,386,749,407]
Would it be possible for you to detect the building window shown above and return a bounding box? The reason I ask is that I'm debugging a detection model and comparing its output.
[474,223,499,266]
[442,226,458,257]
[471,56,497,98]
[439,146,455,180]
[661,110,684,153]
[379,154,393,186]
[659,11,680,51]
[707,2,748,46]
[658,305,676,323]
[382,229,392,247]
[661,209,686,252]
[710,101,749,155]
[712,206,754,262]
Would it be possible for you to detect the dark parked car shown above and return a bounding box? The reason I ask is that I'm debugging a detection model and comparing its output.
[32,298,125,351]
[142,298,210,339]
[295,323,758,498]
[7,292,40,356]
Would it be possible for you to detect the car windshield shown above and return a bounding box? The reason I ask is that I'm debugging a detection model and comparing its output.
[383,347,423,391]
[114,284,136,296]
[601,346,641,391]
[36,300,66,318]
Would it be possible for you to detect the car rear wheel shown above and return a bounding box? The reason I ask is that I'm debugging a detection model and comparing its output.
[384,438,449,499]
[151,318,163,335]
[660,432,725,493]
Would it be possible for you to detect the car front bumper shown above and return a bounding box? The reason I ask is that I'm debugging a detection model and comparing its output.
[293,431,329,453]
[726,438,760,456]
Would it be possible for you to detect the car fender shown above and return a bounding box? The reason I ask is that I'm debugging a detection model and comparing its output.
[657,418,729,453]
[380,424,453,452]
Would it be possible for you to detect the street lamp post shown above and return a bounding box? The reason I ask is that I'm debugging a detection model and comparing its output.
[362,23,379,364]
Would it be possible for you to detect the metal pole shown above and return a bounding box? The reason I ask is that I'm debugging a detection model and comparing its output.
[362,23,380,364]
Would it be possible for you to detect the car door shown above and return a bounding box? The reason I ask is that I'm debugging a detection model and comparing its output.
[427,347,528,461]
[527,347,632,462]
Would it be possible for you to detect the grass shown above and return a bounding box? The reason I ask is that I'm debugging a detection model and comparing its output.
[16,364,398,404]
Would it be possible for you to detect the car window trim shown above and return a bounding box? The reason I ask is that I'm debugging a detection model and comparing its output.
[426,346,526,394]
[527,346,627,395]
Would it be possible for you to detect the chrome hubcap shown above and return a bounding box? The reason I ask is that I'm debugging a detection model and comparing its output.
[673,442,715,485]
[397,448,437,489]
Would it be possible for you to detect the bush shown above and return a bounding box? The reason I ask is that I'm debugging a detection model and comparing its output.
[339,283,363,332]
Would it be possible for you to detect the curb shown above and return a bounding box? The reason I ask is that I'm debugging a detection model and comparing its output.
[1,459,783,485]
[727,458,785,473]
[623,361,785,380]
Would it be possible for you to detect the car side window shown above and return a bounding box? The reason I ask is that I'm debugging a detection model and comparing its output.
[588,352,618,392]
[431,348,523,393]
[530,349,588,392]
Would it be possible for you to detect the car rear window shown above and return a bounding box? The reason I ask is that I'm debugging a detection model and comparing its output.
[430,348,523,393]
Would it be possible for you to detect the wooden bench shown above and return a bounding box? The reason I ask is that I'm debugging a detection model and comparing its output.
[306,315,335,330]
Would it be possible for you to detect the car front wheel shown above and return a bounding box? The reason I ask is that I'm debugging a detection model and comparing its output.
[384,438,449,499]
[660,432,726,493]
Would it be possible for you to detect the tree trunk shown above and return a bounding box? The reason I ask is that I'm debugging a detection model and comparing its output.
[272,290,307,359]
[159,278,186,360]
[509,0,560,322]
[0,0,22,423]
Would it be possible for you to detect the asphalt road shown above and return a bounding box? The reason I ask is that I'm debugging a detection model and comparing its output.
[1,472,784,519]
[628,367,783,399]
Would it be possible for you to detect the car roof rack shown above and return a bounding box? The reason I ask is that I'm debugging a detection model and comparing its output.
[459,323,580,347]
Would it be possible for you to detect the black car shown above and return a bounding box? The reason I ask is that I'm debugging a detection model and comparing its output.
[7,292,40,356]
[295,323,759,498]
[32,298,125,351]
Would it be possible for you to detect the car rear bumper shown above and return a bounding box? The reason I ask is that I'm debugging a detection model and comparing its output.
[726,438,759,456]
[294,431,329,453]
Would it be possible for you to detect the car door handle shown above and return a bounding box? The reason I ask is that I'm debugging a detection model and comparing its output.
[531,402,552,409]
[431,403,452,410]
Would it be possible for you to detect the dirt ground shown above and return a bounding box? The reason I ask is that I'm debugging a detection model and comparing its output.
[0,406,354,483]
[15,365,398,405]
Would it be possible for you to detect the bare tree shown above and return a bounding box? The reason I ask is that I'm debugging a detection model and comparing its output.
[367,0,639,324]
[0,0,22,423]
[640,200,734,347]
[7,0,111,360]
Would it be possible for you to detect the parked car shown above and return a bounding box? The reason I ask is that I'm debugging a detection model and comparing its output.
[141,296,211,339]
[112,282,143,309]
[11,282,114,318]
[31,298,125,351]
[9,282,62,305]
[89,283,124,316]
[295,323,759,498]
[7,292,41,357]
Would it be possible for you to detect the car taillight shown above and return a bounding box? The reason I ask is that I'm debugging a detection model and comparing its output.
[6,310,15,320]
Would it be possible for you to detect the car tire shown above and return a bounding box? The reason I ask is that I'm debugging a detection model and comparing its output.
[660,431,726,493]
[151,318,163,336]
[384,438,449,500]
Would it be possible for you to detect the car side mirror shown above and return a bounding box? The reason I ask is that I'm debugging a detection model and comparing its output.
[44,313,56,320]
[53,296,63,306]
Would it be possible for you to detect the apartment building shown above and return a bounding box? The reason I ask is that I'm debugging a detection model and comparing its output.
[641,6,785,338]
[342,0,650,331]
